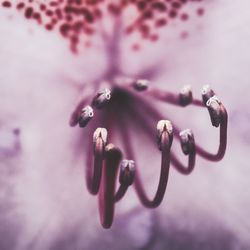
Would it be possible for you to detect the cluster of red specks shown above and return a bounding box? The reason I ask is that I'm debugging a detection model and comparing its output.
[1,0,106,52]
[1,0,205,53]
[124,0,205,43]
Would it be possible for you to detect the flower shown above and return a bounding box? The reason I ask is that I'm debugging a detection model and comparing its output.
[0,0,249,249]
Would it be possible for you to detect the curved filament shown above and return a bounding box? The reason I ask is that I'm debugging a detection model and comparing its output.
[86,128,107,195]
[114,185,129,202]
[171,152,196,175]
[195,105,228,161]
[120,113,172,208]
[98,144,122,229]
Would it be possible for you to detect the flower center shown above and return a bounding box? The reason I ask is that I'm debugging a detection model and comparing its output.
[69,77,228,229]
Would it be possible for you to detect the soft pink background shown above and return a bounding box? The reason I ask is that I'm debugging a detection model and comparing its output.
[0,1,249,249]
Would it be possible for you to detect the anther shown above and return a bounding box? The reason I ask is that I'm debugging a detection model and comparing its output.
[78,105,94,128]
[171,129,196,175]
[133,79,149,91]
[92,88,111,109]
[179,85,193,106]
[201,85,215,105]
[119,160,136,186]
[156,120,173,150]
[206,96,222,127]
[179,129,195,155]
[93,128,108,151]
[115,159,136,202]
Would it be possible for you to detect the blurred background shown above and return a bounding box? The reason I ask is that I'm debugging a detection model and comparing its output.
[0,0,250,249]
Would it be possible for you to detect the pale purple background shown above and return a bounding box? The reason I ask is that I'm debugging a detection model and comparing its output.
[0,1,249,249]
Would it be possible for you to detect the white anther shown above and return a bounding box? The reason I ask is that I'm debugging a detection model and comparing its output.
[78,105,94,127]
[93,128,108,149]
[133,79,149,91]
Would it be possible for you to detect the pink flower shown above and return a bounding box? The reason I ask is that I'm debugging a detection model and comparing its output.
[0,0,249,249]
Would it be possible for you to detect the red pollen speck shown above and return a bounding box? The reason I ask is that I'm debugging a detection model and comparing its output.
[172,2,181,9]
[40,4,46,11]
[169,9,177,18]
[93,8,102,18]
[82,9,94,23]
[126,26,134,34]
[33,12,41,21]
[73,21,83,32]
[84,26,94,35]
[66,15,73,22]
[197,8,205,16]
[25,7,33,19]
[180,13,189,21]
[46,10,54,17]
[151,2,167,12]
[132,43,140,51]
[2,1,11,8]
[45,23,53,30]
[75,0,82,5]
[55,8,63,19]
[155,18,167,28]
[108,3,121,15]
[137,1,147,11]
[60,23,71,36]
[84,41,91,47]
[49,1,59,7]
[143,10,153,19]
[150,34,159,42]
[16,2,25,10]
[140,24,150,36]
[180,31,189,39]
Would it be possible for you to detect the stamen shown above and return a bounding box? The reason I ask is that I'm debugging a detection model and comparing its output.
[69,84,102,127]
[92,88,111,109]
[179,129,195,155]
[171,129,196,175]
[201,84,215,105]
[206,95,222,127]
[115,160,135,202]
[179,85,193,106]
[196,97,228,161]
[86,128,107,195]
[78,105,94,128]
[136,120,172,208]
[98,144,122,229]
[120,115,172,208]
[133,79,149,91]
[70,99,90,127]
